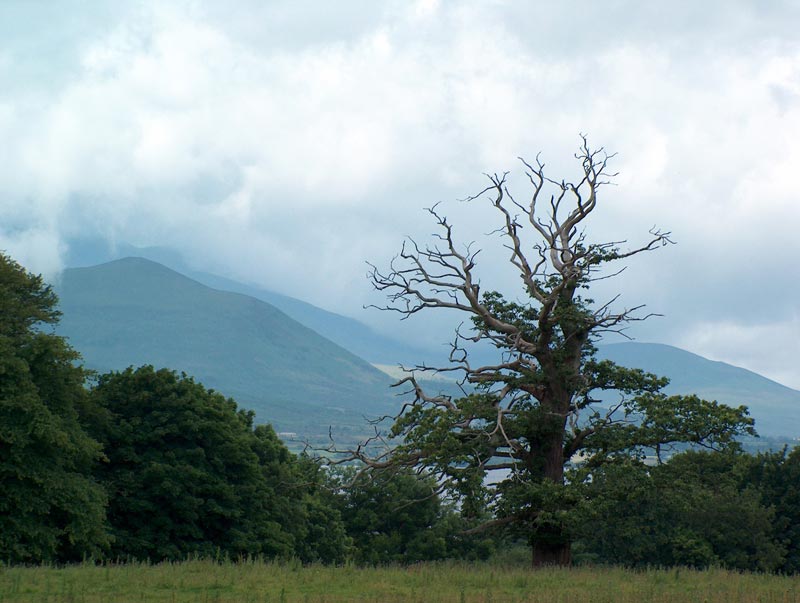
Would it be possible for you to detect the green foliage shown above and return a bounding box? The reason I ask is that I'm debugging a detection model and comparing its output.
[740,447,800,573]
[0,253,108,563]
[574,389,755,464]
[86,366,348,562]
[330,467,495,564]
[0,254,354,565]
[383,336,755,554]
[0,255,60,339]
[571,452,785,571]
[597,342,800,440]
[288,455,351,563]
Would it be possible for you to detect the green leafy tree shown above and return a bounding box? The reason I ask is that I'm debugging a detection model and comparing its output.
[247,430,350,563]
[743,447,800,573]
[572,452,783,571]
[87,366,348,561]
[340,141,754,566]
[289,456,351,563]
[330,467,494,564]
[0,253,108,563]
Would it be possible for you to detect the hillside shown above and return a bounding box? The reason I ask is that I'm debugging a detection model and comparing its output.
[59,245,800,441]
[54,258,397,441]
[186,270,437,366]
[64,239,438,366]
[597,342,800,439]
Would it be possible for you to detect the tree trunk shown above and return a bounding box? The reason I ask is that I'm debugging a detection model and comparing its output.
[531,405,571,568]
[532,540,572,567]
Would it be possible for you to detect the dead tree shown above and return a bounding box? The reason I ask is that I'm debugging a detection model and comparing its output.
[327,138,754,567]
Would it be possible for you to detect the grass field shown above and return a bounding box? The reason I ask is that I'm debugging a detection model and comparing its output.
[0,560,798,603]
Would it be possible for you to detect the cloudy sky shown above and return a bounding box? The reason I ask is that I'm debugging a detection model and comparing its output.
[1,0,798,388]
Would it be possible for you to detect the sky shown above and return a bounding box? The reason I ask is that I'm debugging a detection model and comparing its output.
[1,0,798,388]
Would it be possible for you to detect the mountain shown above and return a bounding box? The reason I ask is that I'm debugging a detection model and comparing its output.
[54,257,397,442]
[597,342,800,439]
[59,243,800,440]
[64,239,438,366]
[185,270,437,366]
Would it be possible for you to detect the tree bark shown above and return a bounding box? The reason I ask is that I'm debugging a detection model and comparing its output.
[532,398,571,567]
[532,540,572,567]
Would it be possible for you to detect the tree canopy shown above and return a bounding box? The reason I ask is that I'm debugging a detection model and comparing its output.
[741,446,800,573]
[572,451,784,571]
[0,253,108,563]
[86,365,349,562]
[329,467,495,565]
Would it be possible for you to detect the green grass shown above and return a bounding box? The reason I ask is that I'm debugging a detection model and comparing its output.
[0,560,797,602]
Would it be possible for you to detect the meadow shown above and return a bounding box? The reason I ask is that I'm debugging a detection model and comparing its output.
[0,560,797,603]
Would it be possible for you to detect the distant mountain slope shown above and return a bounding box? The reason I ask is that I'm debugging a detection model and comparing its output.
[54,258,396,438]
[186,270,436,366]
[60,242,800,440]
[597,343,800,438]
[65,239,437,366]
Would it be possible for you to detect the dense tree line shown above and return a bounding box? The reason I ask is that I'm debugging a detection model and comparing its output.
[1,251,799,571]
[83,366,350,562]
[0,253,486,564]
[0,254,108,563]
[571,450,800,572]
[328,467,496,564]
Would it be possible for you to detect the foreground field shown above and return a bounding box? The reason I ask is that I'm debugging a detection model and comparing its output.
[0,559,797,603]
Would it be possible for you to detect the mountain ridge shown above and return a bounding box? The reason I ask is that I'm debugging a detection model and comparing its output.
[597,342,800,438]
[54,257,397,440]
[56,249,800,440]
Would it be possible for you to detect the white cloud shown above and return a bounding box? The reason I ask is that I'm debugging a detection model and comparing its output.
[0,0,798,383]
[676,317,800,390]
[0,228,64,280]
